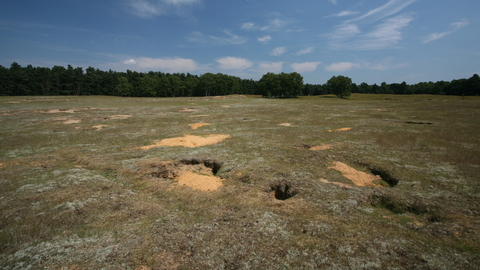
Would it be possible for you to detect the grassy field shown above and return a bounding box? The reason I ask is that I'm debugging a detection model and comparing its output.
[0,94,479,269]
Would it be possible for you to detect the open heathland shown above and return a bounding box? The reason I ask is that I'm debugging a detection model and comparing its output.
[0,94,479,269]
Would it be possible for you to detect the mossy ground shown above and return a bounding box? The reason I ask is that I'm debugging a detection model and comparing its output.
[0,94,479,269]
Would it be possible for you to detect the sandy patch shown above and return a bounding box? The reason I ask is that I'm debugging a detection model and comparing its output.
[328,127,352,132]
[127,134,231,150]
[105,115,132,120]
[179,108,201,112]
[309,144,334,151]
[279,123,293,127]
[63,119,82,124]
[5,98,69,104]
[319,178,354,188]
[0,163,5,169]
[189,114,210,117]
[175,170,224,191]
[328,161,381,187]
[92,125,109,130]
[43,109,75,114]
[189,123,211,130]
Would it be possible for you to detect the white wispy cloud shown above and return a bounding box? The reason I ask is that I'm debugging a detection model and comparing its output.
[295,47,314,55]
[346,0,416,24]
[257,61,284,74]
[126,0,200,18]
[329,13,413,50]
[291,62,321,73]
[241,18,290,32]
[258,35,272,44]
[423,19,469,44]
[187,30,247,45]
[216,57,253,70]
[354,13,413,50]
[123,59,137,65]
[325,10,359,18]
[325,62,359,72]
[122,57,200,72]
[270,46,287,56]
[328,0,338,4]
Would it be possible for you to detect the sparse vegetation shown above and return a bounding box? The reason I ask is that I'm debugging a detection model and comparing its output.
[0,94,479,269]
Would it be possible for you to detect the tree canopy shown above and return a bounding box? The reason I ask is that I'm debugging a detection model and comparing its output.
[0,62,479,97]
[326,75,352,98]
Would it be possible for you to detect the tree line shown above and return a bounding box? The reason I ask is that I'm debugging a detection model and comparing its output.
[1,62,479,97]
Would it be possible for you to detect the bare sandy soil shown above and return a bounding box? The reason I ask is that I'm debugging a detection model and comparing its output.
[328,161,381,187]
[127,134,232,150]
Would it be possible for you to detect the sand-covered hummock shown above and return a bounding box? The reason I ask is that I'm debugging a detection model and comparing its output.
[328,161,381,187]
[309,144,334,150]
[127,134,231,150]
[189,123,211,130]
[328,127,352,132]
[175,170,224,192]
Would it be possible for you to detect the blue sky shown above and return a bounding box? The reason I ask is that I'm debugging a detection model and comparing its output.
[1,0,479,85]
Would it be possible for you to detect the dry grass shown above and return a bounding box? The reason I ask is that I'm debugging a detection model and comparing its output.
[1,94,479,269]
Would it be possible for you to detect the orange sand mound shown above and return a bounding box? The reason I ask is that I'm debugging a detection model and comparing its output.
[128,134,231,150]
[189,123,211,130]
[175,171,224,191]
[309,144,334,150]
[328,161,381,187]
[328,127,352,132]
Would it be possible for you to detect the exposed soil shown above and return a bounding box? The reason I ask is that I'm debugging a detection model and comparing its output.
[309,144,334,150]
[279,123,292,126]
[189,115,210,117]
[179,108,201,113]
[92,125,109,130]
[328,127,352,132]
[328,161,381,187]
[5,98,69,103]
[189,123,211,130]
[127,134,231,150]
[147,158,224,192]
[105,115,132,120]
[63,119,82,124]
[44,109,75,114]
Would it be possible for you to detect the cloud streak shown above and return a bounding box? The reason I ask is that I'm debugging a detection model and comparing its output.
[423,19,469,44]
[188,30,247,45]
[127,0,200,18]
[346,0,416,24]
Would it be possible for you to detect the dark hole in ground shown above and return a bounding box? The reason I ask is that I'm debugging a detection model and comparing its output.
[352,160,400,188]
[369,167,399,187]
[405,121,433,125]
[369,192,442,221]
[180,158,223,175]
[269,180,297,200]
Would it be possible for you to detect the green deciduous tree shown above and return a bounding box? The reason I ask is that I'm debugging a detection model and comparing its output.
[326,75,352,98]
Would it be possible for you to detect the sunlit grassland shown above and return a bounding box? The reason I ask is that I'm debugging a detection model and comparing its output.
[0,94,479,269]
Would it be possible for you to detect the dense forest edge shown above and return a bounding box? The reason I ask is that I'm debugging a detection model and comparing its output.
[1,62,479,97]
